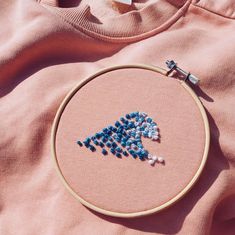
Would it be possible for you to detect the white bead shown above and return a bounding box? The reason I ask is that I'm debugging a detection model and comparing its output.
[148,133,152,138]
[152,155,157,161]
[147,154,152,159]
[157,157,164,163]
[141,112,147,117]
[152,135,159,140]
[148,159,155,165]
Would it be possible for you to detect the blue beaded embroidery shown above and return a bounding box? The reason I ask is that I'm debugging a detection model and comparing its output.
[76,112,160,163]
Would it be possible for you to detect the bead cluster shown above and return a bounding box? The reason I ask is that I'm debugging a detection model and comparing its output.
[76,112,164,166]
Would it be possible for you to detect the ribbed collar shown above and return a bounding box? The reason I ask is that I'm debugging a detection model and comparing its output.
[40,0,192,42]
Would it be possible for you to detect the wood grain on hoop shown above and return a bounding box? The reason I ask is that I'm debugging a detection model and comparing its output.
[51,64,210,218]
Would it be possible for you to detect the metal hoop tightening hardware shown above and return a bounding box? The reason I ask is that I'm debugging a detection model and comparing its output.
[166,60,200,85]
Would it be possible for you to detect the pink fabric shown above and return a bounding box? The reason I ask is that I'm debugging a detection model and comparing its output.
[1,0,235,234]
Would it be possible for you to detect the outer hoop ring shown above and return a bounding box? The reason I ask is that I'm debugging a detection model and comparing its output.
[51,64,210,218]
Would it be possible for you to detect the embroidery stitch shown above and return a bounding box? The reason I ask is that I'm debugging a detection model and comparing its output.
[77,112,164,166]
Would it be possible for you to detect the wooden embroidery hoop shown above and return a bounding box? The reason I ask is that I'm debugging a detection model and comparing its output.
[51,64,210,218]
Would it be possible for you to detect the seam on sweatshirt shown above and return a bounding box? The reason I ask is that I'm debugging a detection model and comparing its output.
[192,2,235,20]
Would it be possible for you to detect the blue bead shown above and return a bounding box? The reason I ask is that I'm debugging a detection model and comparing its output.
[85,137,91,143]
[121,142,126,147]
[83,141,90,148]
[99,132,104,137]
[130,112,136,118]
[139,156,144,161]
[107,130,112,136]
[106,142,112,148]
[112,127,117,132]
[91,136,96,141]
[110,148,116,154]
[108,125,113,131]
[146,117,153,123]
[99,142,104,148]
[76,140,83,146]
[89,145,96,152]
[143,132,148,137]
[123,151,128,156]
[116,153,122,158]
[112,142,117,148]
[102,149,108,155]
[93,140,99,146]
[115,121,121,127]
[126,141,131,146]
[103,128,109,133]
[104,134,109,138]
[117,126,123,133]
[116,147,122,153]
[117,133,122,138]
[116,138,121,143]
[101,137,108,143]
[95,133,101,139]
[125,114,131,119]
[120,117,126,123]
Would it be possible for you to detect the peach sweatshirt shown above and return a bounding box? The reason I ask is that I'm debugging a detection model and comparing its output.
[0,0,235,234]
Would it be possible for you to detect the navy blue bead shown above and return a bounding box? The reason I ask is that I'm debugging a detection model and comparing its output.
[76,140,83,146]
[112,127,117,132]
[115,121,121,127]
[110,148,116,154]
[120,117,126,123]
[101,137,108,143]
[103,128,109,133]
[89,145,96,152]
[125,114,131,119]
[139,156,144,161]
[108,125,113,131]
[116,153,122,158]
[130,112,136,118]
[117,126,123,132]
[93,140,99,145]
[123,125,128,130]
[106,142,112,148]
[126,141,131,146]
[102,149,108,155]
[121,142,126,147]
[112,142,117,148]
[116,138,121,143]
[123,151,128,156]
[91,136,96,141]
[95,133,101,139]
[117,133,122,138]
[107,130,112,136]
[116,147,122,153]
[99,142,104,148]
[83,141,90,148]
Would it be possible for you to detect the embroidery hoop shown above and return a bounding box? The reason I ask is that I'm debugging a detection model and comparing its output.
[51,64,210,218]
